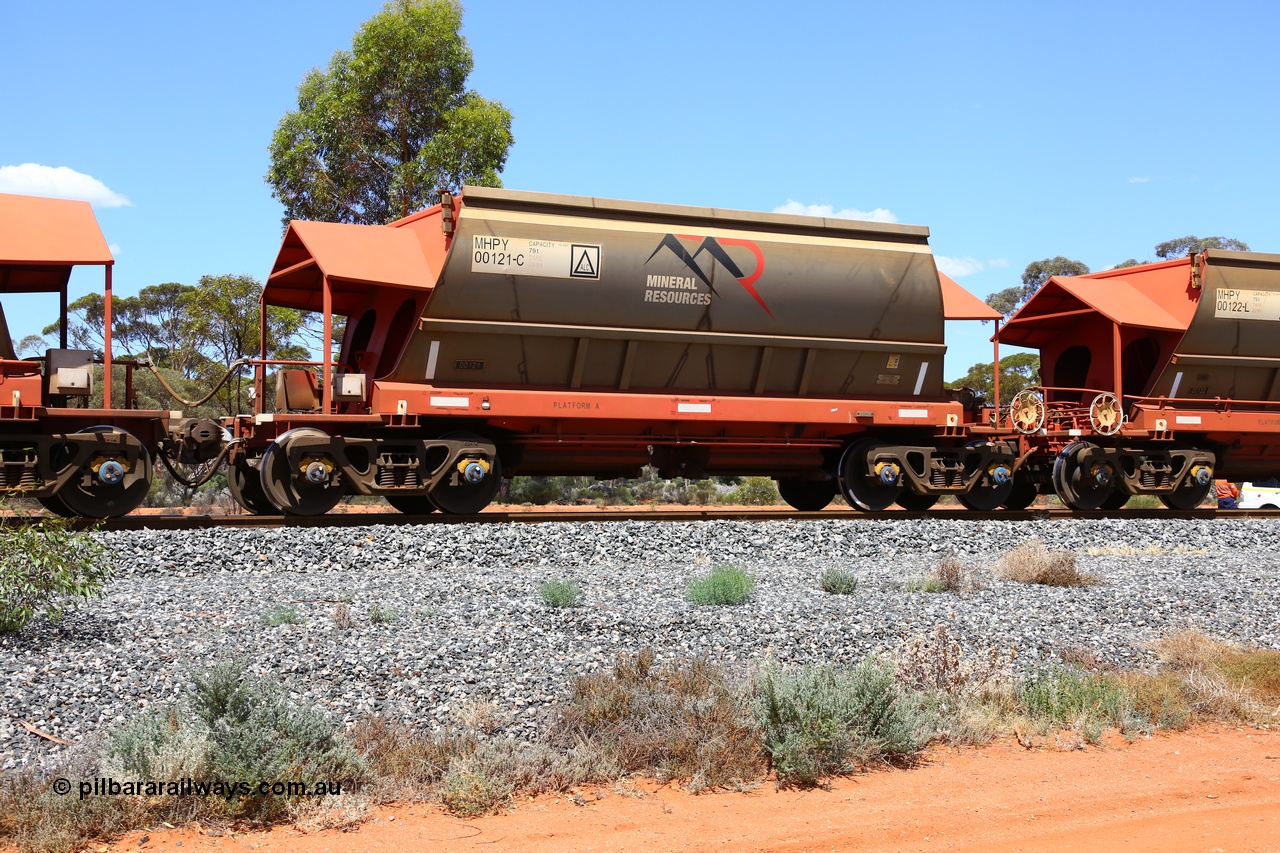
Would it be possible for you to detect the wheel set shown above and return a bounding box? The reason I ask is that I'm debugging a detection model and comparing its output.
[230,429,502,517]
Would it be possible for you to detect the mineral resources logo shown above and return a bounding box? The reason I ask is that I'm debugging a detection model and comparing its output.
[644,234,772,317]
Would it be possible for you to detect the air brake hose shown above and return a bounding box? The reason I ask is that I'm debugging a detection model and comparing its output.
[138,354,252,409]
[156,439,242,489]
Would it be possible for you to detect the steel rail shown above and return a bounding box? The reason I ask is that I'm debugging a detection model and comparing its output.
[2,506,1278,531]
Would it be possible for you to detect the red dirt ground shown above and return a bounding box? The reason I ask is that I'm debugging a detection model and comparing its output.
[95,726,1280,853]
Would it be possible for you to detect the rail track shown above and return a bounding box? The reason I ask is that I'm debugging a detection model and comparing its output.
[3,506,1279,531]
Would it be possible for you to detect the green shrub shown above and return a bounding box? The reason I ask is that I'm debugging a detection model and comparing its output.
[182,660,364,820]
[819,568,858,595]
[368,602,397,624]
[503,476,577,505]
[0,515,114,633]
[685,564,756,605]
[538,579,582,608]
[262,605,303,626]
[755,659,921,787]
[1017,665,1134,740]
[906,576,945,593]
[727,476,781,506]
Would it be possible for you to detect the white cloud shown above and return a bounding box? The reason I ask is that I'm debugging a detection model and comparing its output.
[0,163,131,207]
[935,255,984,277]
[773,199,898,224]
[108,243,122,255]
[987,258,1011,268]
[1128,176,1152,184]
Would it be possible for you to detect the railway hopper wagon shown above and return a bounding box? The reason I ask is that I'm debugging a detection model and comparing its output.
[0,193,225,517]
[990,250,1280,509]
[234,187,1013,515]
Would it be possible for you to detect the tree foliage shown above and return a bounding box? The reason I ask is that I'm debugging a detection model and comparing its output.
[44,276,310,416]
[1154,235,1250,259]
[947,352,1040,401]
[986,256,1090,319]
[266,0,513,225]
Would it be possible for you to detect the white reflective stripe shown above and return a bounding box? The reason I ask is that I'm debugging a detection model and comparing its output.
[898,408,929,418]
[913,362,928,395]
[1175,415,1202,424]
[677,402,712,413]
[254,414,275,424]
[430,396,470,408]
[425,340,440,379]
[1069,429,1082,436]
[1169,371,1183,397]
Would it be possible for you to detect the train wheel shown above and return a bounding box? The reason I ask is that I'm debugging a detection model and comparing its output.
[838,439,901,512]
[1051,441,1113,510]
[37,493,74,518]
[1101,492,1131,510]
[1159,479,1212,510]
[54,427,154,518]
[957,442,1014,511]
[1002,474,1039,510]
[385,495,439,515]
[776,478,837,511]
[228,458,277,515]
[259,428,345,516]
[428,433,502,515]
[895,492,939,511]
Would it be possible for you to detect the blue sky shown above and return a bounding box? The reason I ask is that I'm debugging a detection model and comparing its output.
[3,0,1278,380]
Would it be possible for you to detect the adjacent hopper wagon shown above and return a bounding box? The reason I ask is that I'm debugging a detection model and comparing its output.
[0,193,225,517]
[988,250,1280,509]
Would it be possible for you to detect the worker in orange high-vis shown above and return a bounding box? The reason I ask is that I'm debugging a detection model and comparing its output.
[1215,479,1239,509]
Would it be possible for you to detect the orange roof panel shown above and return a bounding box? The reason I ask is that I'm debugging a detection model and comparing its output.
[271,220,434,288]
[265,220,438,313]
[938,271,1001,320]
[1053,277,1187,331]
[0,192,113,265]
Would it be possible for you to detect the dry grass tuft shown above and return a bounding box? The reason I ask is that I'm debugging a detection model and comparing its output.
[550,648,762,792]
[895,625,1012,695]
[1153,631,1280,714]
[907,554,983,594]
[996,540,1099,586]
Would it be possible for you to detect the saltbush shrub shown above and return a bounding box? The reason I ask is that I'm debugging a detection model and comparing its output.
[685,565,756,605]
[755,659,921,787]
[819,568,859,595]
[538,579,582,608]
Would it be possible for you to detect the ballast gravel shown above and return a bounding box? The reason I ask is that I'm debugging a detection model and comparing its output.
[2,516,1278,771]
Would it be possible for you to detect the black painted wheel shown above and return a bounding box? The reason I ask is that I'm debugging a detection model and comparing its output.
[957,442,1015,511]
[895,492,940,511]
[1051,440,1113,510]
[1002,474,1039,510]
[428,433,502,515]
[55,427,153,518]
[228,458,277,515]
[260,428,345,516]
[1159,478,1212,510]
[838,439,901,512]
[385,495,439,515]
[1101,491,1131,510]
[37,493,74,518]
[776,478,837,511]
